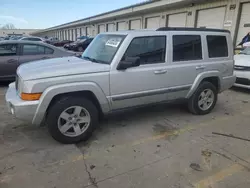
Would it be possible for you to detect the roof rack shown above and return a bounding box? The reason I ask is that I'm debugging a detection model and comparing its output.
[156,27,230,33]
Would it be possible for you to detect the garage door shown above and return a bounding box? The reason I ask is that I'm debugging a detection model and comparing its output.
[130,19,141,30]
[98,25,105,33]
[236,3,250,45]
[146,16,161,29]
[117,21,126,31]
[86,27,92,37]
[81,28,86,36]
[107,23,115,32]
[196,7,226,29]
[77,28,81,37]
[168,13,187,27]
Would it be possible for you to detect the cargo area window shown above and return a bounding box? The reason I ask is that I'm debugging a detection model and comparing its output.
[207,35,228,58]
[124,36,166,64]
[173,35,202,62]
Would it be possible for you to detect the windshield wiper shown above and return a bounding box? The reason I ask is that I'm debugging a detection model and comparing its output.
[83,56,106,64]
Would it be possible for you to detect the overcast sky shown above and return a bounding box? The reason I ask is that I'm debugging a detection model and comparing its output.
[0,0,144,29]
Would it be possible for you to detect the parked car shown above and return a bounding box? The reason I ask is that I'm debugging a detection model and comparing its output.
[44,37,59,44]
[64,38,93,52]
[0,37,4,41]
[19,36,45,42]
[234,47,250,89]
[0,40,74,81]
[52,40,73,47]
[5,28,235,143]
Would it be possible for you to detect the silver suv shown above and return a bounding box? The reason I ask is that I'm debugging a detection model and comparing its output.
[5,28,236,143]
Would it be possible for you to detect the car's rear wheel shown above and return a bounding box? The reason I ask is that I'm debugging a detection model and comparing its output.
[47,97,98,144]
[188,81,217,115]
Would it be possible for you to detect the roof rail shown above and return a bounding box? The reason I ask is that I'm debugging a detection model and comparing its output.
[156,27,230,33]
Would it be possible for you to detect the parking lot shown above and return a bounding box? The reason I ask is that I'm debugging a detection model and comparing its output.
[0,84,249,188]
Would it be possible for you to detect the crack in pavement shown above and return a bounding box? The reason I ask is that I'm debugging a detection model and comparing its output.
[83,157,98,188]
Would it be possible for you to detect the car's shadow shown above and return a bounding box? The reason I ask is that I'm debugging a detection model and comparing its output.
[231,86,250,94]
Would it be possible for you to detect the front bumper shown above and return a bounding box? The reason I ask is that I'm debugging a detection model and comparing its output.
[233,70,250,89]
[5,82,39,124]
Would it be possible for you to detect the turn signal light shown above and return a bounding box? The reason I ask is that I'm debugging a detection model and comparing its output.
[21,93,42,101]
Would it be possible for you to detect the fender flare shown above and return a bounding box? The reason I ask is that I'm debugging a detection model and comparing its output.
[186,71,222,99]
[32,82,110,125]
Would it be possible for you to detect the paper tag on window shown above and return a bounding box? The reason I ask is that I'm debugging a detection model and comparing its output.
[105,38,121,47]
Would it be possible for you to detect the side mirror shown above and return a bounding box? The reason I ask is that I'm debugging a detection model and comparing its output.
[117,56,140,70]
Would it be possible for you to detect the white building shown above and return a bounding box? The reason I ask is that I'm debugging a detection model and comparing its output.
[0,29,39,37]
[32,0,250,45]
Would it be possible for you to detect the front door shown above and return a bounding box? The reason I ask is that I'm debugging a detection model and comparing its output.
[110,35,170,110]
[0,43,19,80]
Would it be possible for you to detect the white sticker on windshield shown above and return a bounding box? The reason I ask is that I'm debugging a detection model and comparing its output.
[105,38,121,48]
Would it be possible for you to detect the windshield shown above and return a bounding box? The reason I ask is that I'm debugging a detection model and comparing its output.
[240,47,250,55]
[82,34,125,64]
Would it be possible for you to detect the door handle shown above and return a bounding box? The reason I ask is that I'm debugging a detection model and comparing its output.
[154,69,167,74]
[7,59,17,63]
[196,65,206,70]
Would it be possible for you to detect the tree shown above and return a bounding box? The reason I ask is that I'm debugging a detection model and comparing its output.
[1,23,16,29]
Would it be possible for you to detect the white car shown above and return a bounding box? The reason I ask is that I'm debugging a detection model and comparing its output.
[234,47,250,89]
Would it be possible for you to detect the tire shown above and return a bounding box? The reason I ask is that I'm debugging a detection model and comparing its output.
[47,96,98,144]
[188,81,217,115]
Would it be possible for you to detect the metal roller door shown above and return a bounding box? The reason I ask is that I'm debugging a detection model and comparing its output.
[77,28,81,37]
[146,16,161,29]
[98,25,105,33]
[196,7,226,29]
[81,28,86,36]
[236,3,250,45]
[86,27,92,37]
[130,19,141,30]
[168,13,187,27]
[117,21,126,31]
[107,23,115,32]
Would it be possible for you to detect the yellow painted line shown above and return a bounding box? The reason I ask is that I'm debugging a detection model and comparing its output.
[194,161,248,188]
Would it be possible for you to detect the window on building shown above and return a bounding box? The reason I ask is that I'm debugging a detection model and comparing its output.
[124,36,166,64]
[0,44,17,56]
[207,35,228,58]
[173,35,202,62]
[23,44,53,55]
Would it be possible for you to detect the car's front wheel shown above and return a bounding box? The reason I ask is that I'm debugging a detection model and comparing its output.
[188,81,217,115]
[47,97,98,144]
[78,46,84,52]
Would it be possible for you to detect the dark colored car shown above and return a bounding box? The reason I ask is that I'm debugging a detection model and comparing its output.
[0,40,74,81]
[64,38,93,52]
[50,40,73,47]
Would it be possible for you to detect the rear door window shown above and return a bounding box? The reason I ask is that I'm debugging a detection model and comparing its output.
[207,35,228,58]
[173,35,202,62]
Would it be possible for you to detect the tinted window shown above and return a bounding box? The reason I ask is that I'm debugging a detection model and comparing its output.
[0,44,17,56]
[124,36,166,64]
[23,44,46,55]
[207,35,228,58]
[173,35,202,62]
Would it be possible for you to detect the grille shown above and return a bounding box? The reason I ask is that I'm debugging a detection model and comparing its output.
[234,65,250,71]
[236,77,250,85]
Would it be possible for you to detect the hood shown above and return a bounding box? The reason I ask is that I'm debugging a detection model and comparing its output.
[17,56,110,81]
[234,54,250,67]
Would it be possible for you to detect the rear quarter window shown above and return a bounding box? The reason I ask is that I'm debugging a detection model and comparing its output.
[207,35,228,58]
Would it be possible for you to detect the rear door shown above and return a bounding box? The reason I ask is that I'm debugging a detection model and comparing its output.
[0,43,19,80]
[19,43,55,64]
